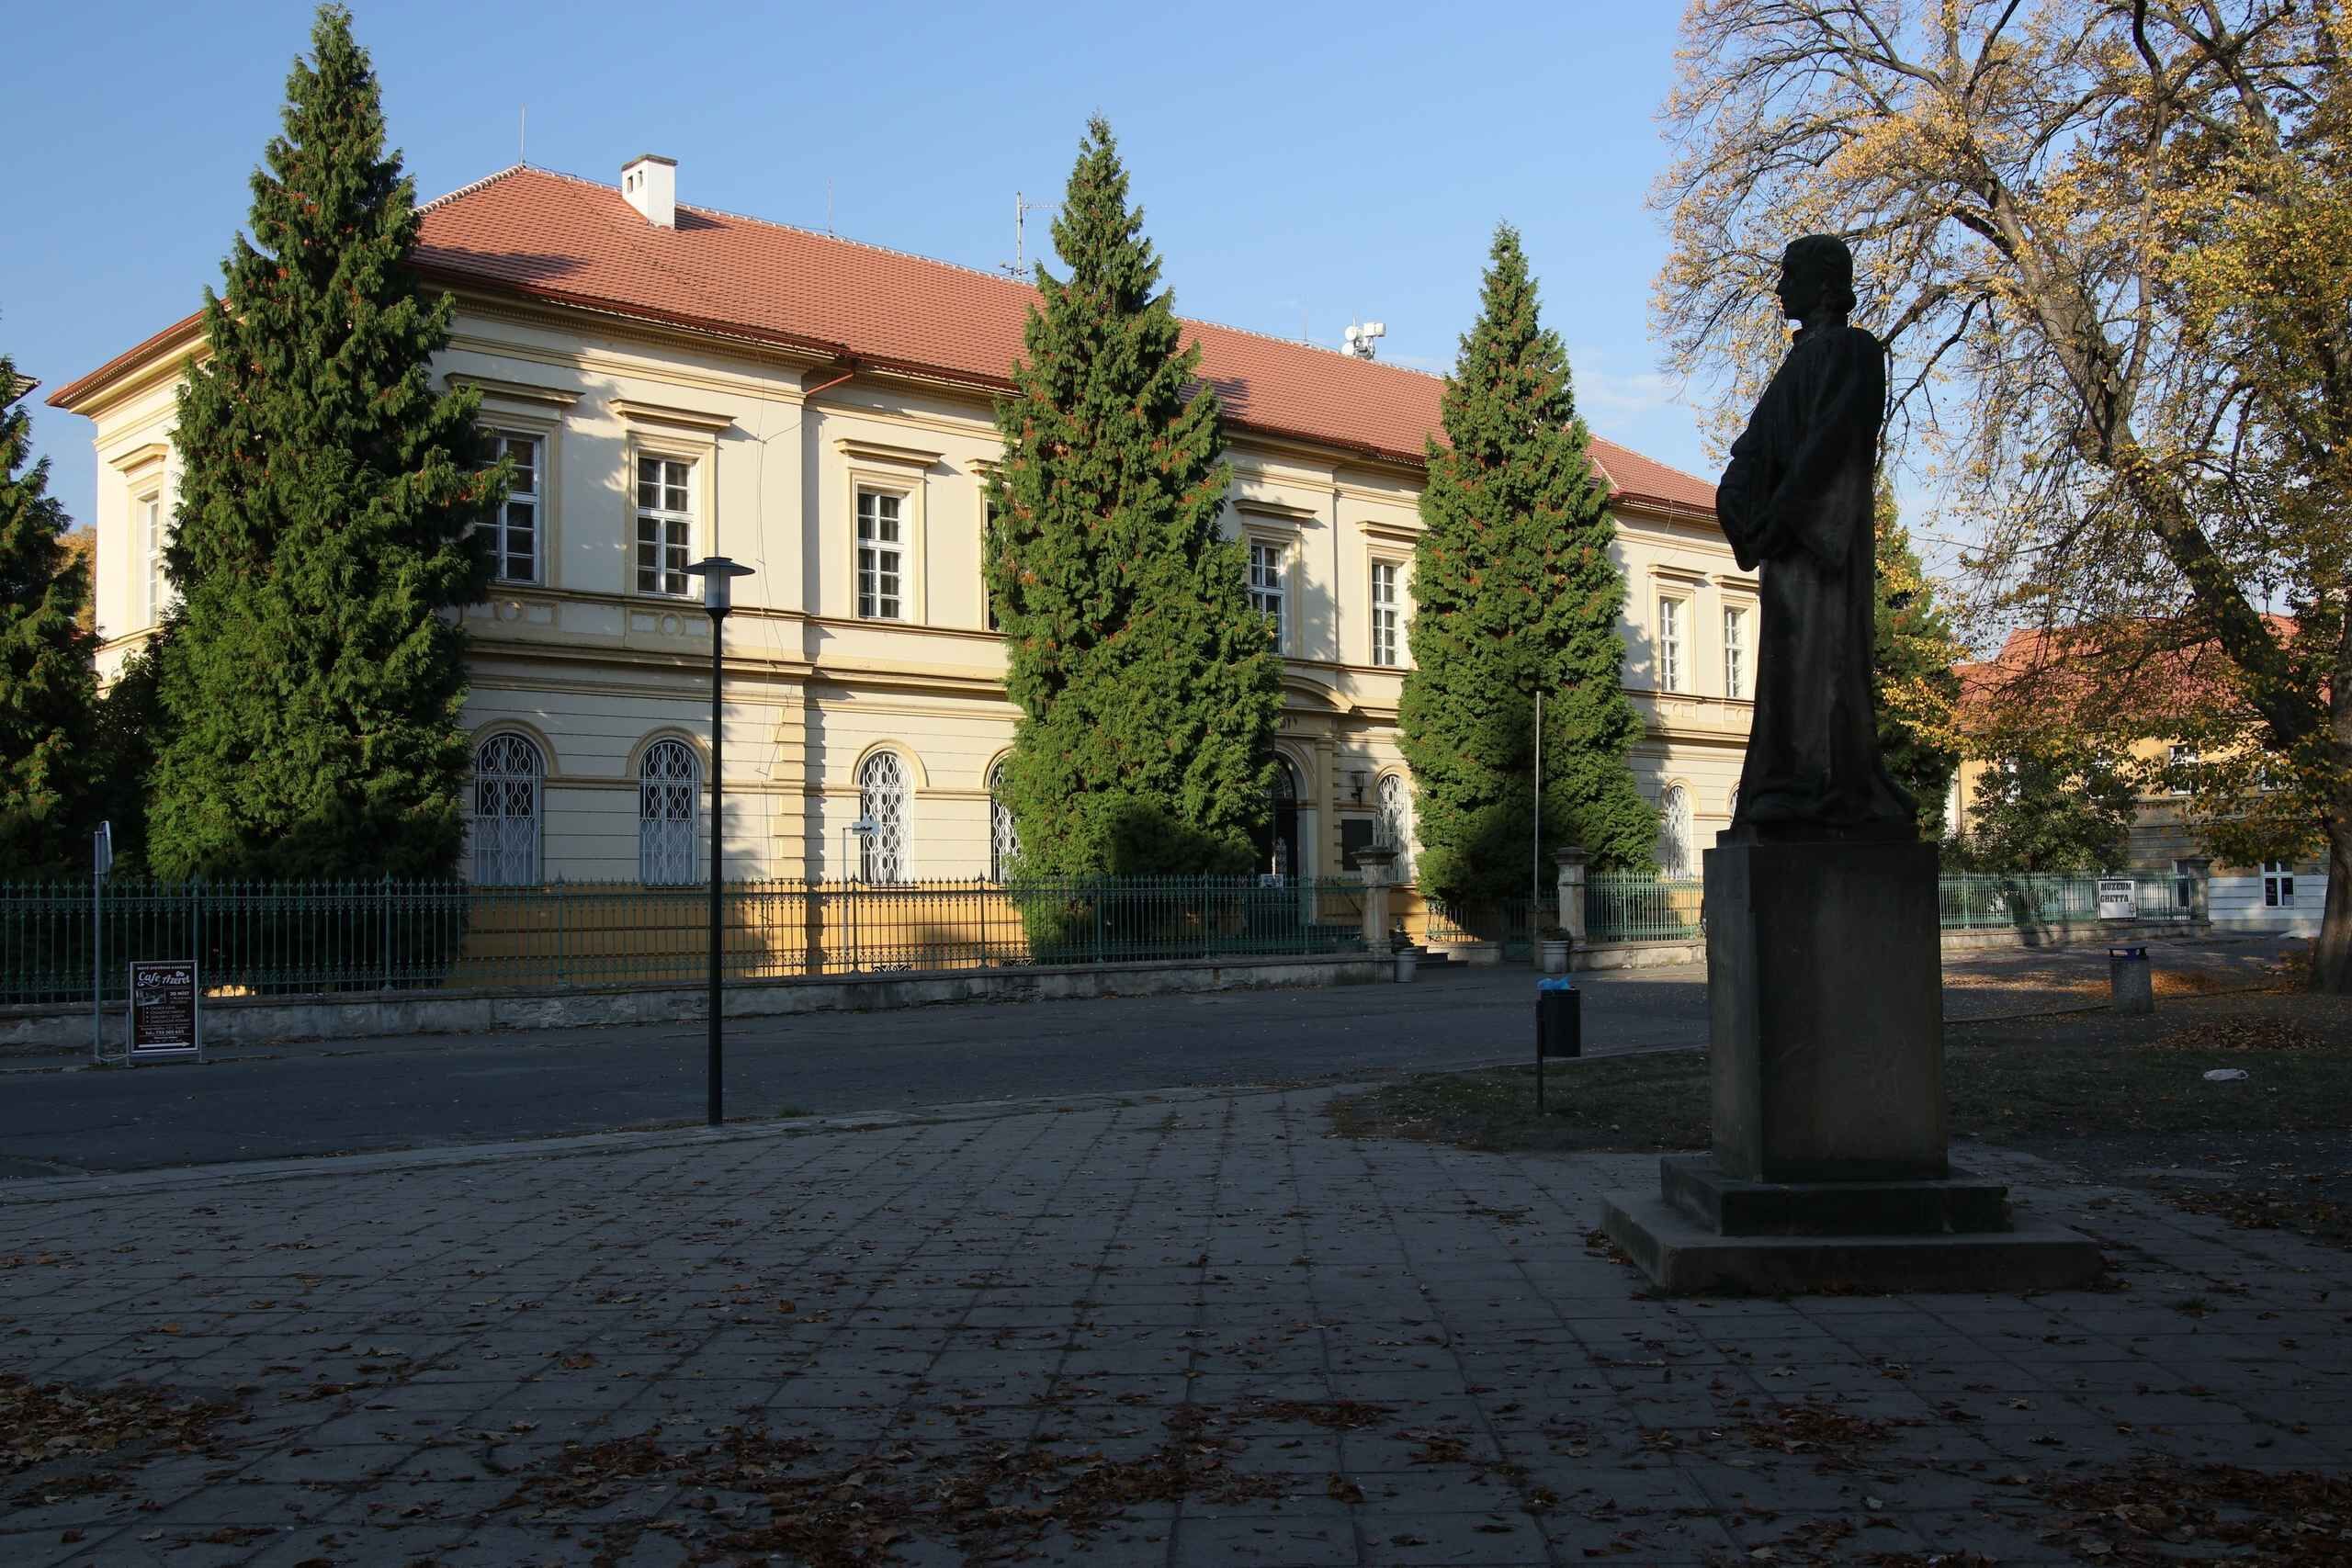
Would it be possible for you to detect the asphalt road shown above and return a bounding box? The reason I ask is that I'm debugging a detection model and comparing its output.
[0,964,1708,1177]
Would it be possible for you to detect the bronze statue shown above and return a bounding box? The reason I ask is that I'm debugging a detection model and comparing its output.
[1716,235,1915,841]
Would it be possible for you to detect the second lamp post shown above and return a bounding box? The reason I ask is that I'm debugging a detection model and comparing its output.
[684,555,754,1126]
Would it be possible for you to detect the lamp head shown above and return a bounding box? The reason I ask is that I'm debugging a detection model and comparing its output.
[684,555,755,613]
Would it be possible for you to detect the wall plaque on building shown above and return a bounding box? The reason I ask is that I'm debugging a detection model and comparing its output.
[127,961,203,1064]
[2096,879,2138,921]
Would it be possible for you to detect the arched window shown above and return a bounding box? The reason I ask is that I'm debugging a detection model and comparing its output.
[639,739,701,886]
[1375,773,1413,883]
[859,750,909,883]
[987,761,1019,883]
[1659,784,1694,879]
[471,733,544,886]
[1266,759,1301,880]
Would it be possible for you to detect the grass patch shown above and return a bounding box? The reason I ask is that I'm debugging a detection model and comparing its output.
[1328,1002,2352,1153]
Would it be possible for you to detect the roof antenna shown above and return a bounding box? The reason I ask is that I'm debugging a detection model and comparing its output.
[826,178,834,236]
[517,106,526,166]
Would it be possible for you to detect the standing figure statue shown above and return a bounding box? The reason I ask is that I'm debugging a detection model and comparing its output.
[1716,235,1915,841]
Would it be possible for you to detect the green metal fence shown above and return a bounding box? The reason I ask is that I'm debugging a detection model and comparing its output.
[0,875,1369,1008]
[1938,872,2193,930]
[1419,869,2194,956]
[1586,873,1705,942]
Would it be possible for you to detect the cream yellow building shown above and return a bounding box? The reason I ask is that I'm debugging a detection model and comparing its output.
[51,159,1751,894]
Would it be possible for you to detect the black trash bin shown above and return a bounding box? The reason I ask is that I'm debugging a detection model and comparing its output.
[1536,977,1581,1059]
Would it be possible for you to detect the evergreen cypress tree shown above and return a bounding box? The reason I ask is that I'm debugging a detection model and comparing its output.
[1398,226,1655,899]
[0,356,99,875]
[149,6,500,880]
[1871,480,1962,838]
[984,118,1280,876]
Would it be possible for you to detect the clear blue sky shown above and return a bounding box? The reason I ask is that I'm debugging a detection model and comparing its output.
[10,0,1711,532]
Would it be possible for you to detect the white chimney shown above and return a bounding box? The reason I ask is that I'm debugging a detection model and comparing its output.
[620,153,677,227]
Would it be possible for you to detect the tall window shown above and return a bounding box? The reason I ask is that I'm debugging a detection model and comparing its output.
[141,492,165,625]
[2168,744,2199,795]
[1370,560,1401,667]
[858,751,909,882]
[1659,785,1694,878]
[1375,773,1413,884]
[635,457,693,596]
[982,501,1002,630]
[1723,605,1748,698]
[987,761,1019,883]
[1249,541,1285,652]
[2264,861,2296,908]
[638,739,701,886]
[482,432,541,584]
[857,489,904,620]
[471,733,544,886]
[1657,597,1686,692]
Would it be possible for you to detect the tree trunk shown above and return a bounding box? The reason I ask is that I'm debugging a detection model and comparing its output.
[2316,811,2352,995]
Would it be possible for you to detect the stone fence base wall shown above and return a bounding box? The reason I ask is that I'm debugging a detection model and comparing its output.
[0,952,1386,1055]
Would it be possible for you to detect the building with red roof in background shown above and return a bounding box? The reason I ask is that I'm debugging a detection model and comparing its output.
[51,158,1755,917]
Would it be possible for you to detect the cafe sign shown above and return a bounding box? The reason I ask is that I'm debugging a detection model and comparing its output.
[127,960,203,1064]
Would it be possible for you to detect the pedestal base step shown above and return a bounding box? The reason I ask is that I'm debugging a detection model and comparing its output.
[1600,1190,2106,1296]
[1661,1154,2012,1235]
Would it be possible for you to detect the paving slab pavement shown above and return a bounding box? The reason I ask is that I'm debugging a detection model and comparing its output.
[2,1079,2346,1566]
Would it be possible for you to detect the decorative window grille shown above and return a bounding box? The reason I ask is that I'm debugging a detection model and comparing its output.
[987,761,1019,883]
[859,750,909,883]
[1657,597,1685,692]
[635,457,693,596]
[857,490,904,620]
[470,733,544,886]
[1723,605,1747,698]
[2264,861,2296,908]
[638,739,701,886]
[1375,773,1413,883]
[482,431,541,583]
[1249,541,1285,652]
[1265,759,1300,879]
[141,493,165,626]
[1659,785,1694,879]
[1370,561,1401,667]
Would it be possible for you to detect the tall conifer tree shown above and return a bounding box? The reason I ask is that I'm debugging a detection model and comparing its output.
[1871,480,1962,838]
[984,118,1280,875]
[0,356,98,875]
[150,6,500,880]
[1399,225,1655,898]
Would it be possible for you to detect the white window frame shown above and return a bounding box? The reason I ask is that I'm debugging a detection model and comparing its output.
[2168,744,2199,795]
[481,430,543,585]
[1722,604,1749,699]
[1248,537,1288,654]
[982,496,1003,631]
[634,455,695,599]
[1657,595,1688,694]
[2264,860,2296,908]
[470,732,545,886]
[1369,558,1404,668]
[856,487,908,621]
[638,738,702,886]
[141,491,166,626]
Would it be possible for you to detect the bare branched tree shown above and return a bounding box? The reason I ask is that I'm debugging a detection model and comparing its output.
[1654,0,2352,990]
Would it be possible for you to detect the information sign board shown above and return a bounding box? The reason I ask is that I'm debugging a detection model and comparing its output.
[2096,878,2138,921]
[127,961,202,1064]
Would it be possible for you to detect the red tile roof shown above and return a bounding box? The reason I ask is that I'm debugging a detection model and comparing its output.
[58,164,1718,516]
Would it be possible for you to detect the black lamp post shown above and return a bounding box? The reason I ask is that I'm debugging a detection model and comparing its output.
[684,555,754,1127]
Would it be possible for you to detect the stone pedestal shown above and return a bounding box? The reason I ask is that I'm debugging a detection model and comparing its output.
[1600,837,2103,1295]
